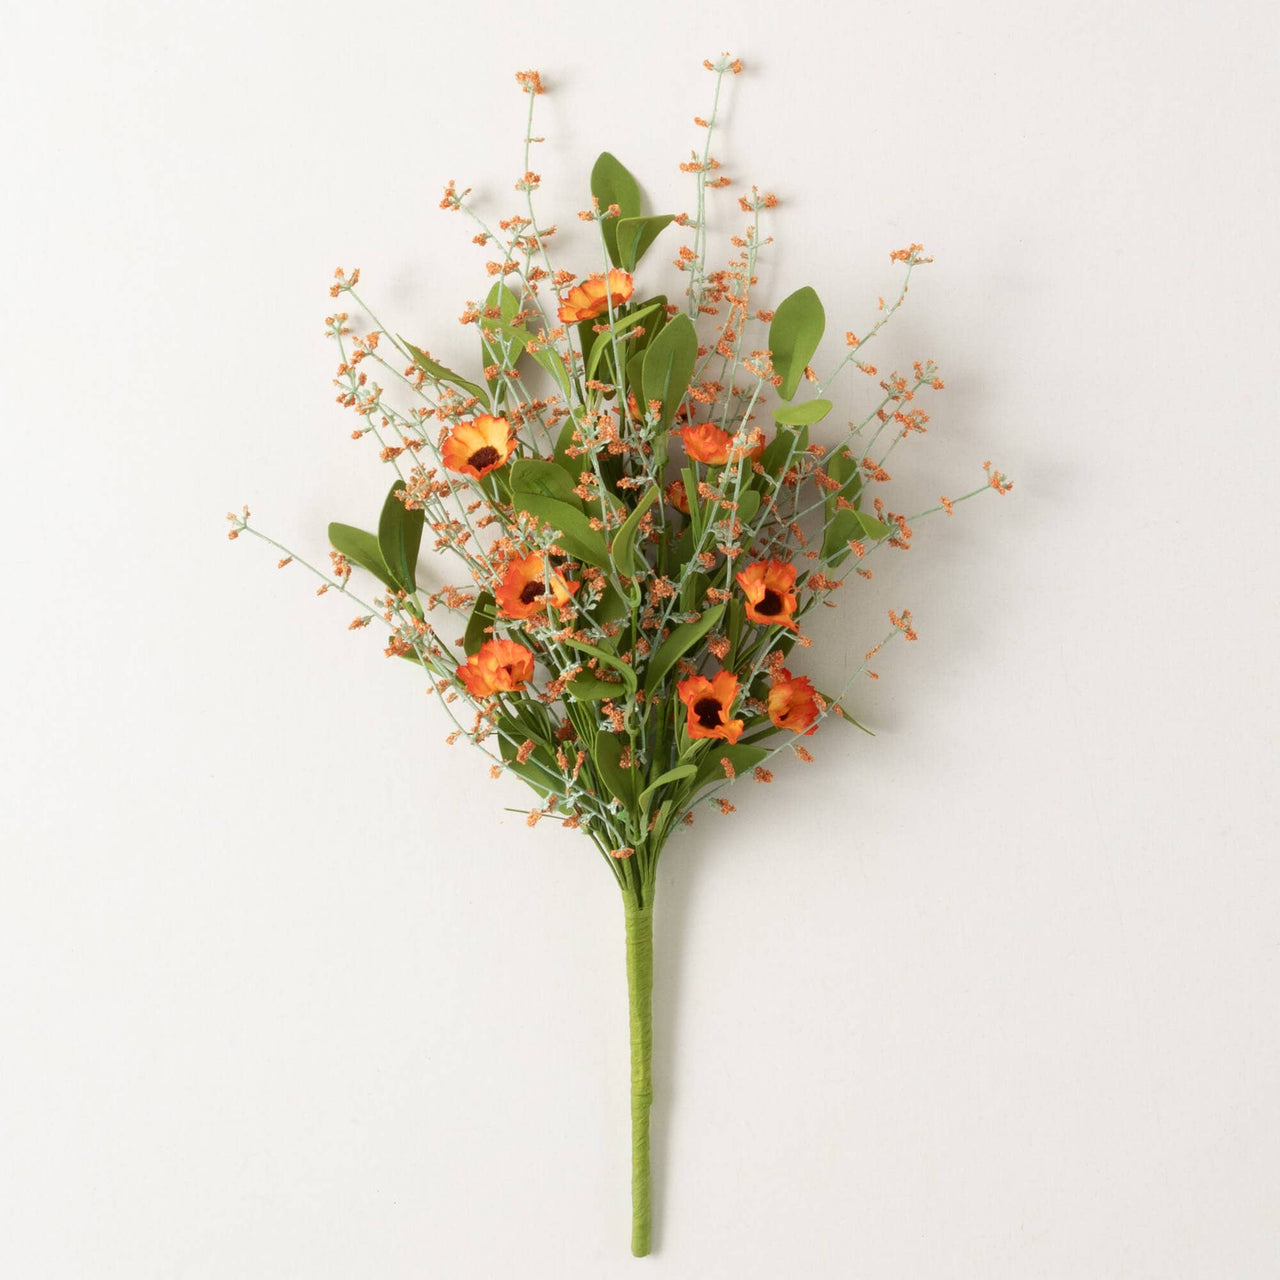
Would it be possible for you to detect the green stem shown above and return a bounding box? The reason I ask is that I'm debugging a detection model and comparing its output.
[623,886,654,1256]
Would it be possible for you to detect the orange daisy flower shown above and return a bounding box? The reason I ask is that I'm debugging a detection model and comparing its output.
[557,269,634,324]
[675,422,764,467]
[735,559,799,631]
[494,552,580,620]
[675,421,734,466]
[456,638,535,698]
[665,478,691,515]
[677,669,745,744]
[441,414,517,480]
[767,668,820,735]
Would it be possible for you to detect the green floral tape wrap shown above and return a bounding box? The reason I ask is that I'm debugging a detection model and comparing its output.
[624,896,654,1256]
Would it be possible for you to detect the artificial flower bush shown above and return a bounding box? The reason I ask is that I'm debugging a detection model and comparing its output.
[230,54,1009,1255]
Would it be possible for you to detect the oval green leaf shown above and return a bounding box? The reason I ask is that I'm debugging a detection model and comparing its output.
[590,732,635,807]
[512,492,610,567]
[760,424,809,478]
[328,521,395,589]
[692,743,769,791]
[642,313,697,432]
[400,337,487,403]
[644,602,726,693]
[769,285,825,401]
[584,301,666,381]
[497,716,559,797]
[637,763,697,807]
[377,480,424,593]
[510,458,582,509]
[464,591,496,656]
[736,488,761,529]
[566,672,628,701]
[855,509,892,541]
[615,214,675,272]
[591,152,642,266]
[553,417,581,481]
[773,398,833,426]
[610,485,660,580]
[559,637,638,695]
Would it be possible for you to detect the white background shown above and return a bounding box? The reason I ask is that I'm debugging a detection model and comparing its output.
[3,1,1278,1276]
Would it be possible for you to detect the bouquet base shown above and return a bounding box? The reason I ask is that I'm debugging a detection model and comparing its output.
[623,889,654,1256]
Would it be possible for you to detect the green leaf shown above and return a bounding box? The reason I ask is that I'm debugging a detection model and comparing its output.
[509,699,553,741]
[526,340,571,395]
[679,464,703,540]
[637,764,697,807]
[497,716,558,797]
[651,799,673,840]
[590,732,635,807]
[590,582,629,627]
[400,338,487,403]
[726,597,744,663]
[510,458,582,509]
[566,671,627,701]
[773,398,833,426]
[818,504,890,562]
[692,743,769,791]
[590,152,642,267]
[610,485,659,580]
[486,280,521,323]
[736,488,761,529]
[472,284,570,397]
[635,295,667,351]
[854,510,892,541]
[464,591,496,656]
[377,480,424,593]
[584,301,666,381]
[760,424,809,478]
[591,153,641,216]
[738,721,784,747]
[553,416,581,481]
[680,569,711,615]
[481,284,519,343]
[826,446,862,498]
[615,214,675,272]
[769,285,825,401]
[821,511,860,563]
[480,281,538,406]
[328,522,395,588]
[511,492,610,567]
[625,350,646,400]
[559,637,638,696]
[642,313,697,433]
[576,315,601,380]
[820,448,868,563]
[820,693,875,735]
[644,602,726,692]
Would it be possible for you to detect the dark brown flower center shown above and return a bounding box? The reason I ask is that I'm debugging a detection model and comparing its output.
[468,445,501,471]
[518,579,547,605]
[756,588,785,616]
[693,696,723,730]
